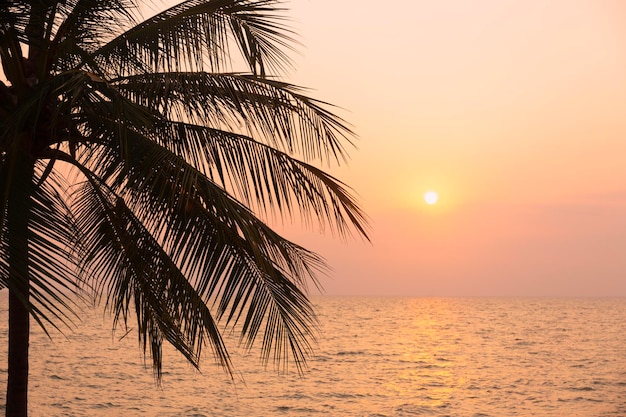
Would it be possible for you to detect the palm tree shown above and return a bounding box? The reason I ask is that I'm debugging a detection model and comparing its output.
[0,0,367,415]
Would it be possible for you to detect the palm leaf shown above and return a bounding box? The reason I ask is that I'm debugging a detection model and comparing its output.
[86,0,294,76]
[69,174,233,377]
[115,72,353,162]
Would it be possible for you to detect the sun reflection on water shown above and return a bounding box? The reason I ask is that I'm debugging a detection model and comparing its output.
[0,295,623,416]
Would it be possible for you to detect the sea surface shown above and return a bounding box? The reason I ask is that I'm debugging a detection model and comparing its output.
[0,294,625,416]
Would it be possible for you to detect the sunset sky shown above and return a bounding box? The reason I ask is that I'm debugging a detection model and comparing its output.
[3,0,624,297]
[277,0,626,296]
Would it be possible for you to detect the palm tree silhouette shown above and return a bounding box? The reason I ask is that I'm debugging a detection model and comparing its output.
[0,1,368,415]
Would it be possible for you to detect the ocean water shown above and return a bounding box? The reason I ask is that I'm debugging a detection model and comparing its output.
[0,294,624,416]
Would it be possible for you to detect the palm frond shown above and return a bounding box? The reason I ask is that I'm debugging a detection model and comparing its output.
[26,166,81,327]
[73,118,325,365]
[68,173,233,378]
[61,73,366,237]
[152,121,368,238]
[0,159,80,333]
[90,0,294,76]
[59,140,320,373]
[115,72,353,163]
[49,0,140,74]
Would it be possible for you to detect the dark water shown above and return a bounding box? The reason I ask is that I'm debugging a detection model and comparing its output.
[0,295,625,416]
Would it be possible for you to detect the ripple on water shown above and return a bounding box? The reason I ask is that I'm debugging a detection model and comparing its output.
[0,295,624,416]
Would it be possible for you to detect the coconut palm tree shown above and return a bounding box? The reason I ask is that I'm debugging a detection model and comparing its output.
[0,0,367,415]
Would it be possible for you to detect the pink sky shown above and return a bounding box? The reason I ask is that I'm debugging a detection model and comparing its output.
[4,1,624,296]
[276,0,626,296]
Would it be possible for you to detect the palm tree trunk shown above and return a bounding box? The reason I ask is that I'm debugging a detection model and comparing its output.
[5,152,34,417]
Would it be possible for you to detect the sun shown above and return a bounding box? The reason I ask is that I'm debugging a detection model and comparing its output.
[424,191,439,205]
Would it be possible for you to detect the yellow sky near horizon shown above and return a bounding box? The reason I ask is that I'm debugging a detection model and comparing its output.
[279,0,626,296]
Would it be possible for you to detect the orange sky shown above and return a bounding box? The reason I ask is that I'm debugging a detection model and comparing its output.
[4,1,625,296]
[278,0,626,296]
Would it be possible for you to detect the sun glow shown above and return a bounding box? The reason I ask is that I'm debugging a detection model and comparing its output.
[424,191,439,205]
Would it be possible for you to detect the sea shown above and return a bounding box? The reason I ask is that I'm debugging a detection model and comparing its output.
[0,294,624,416]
